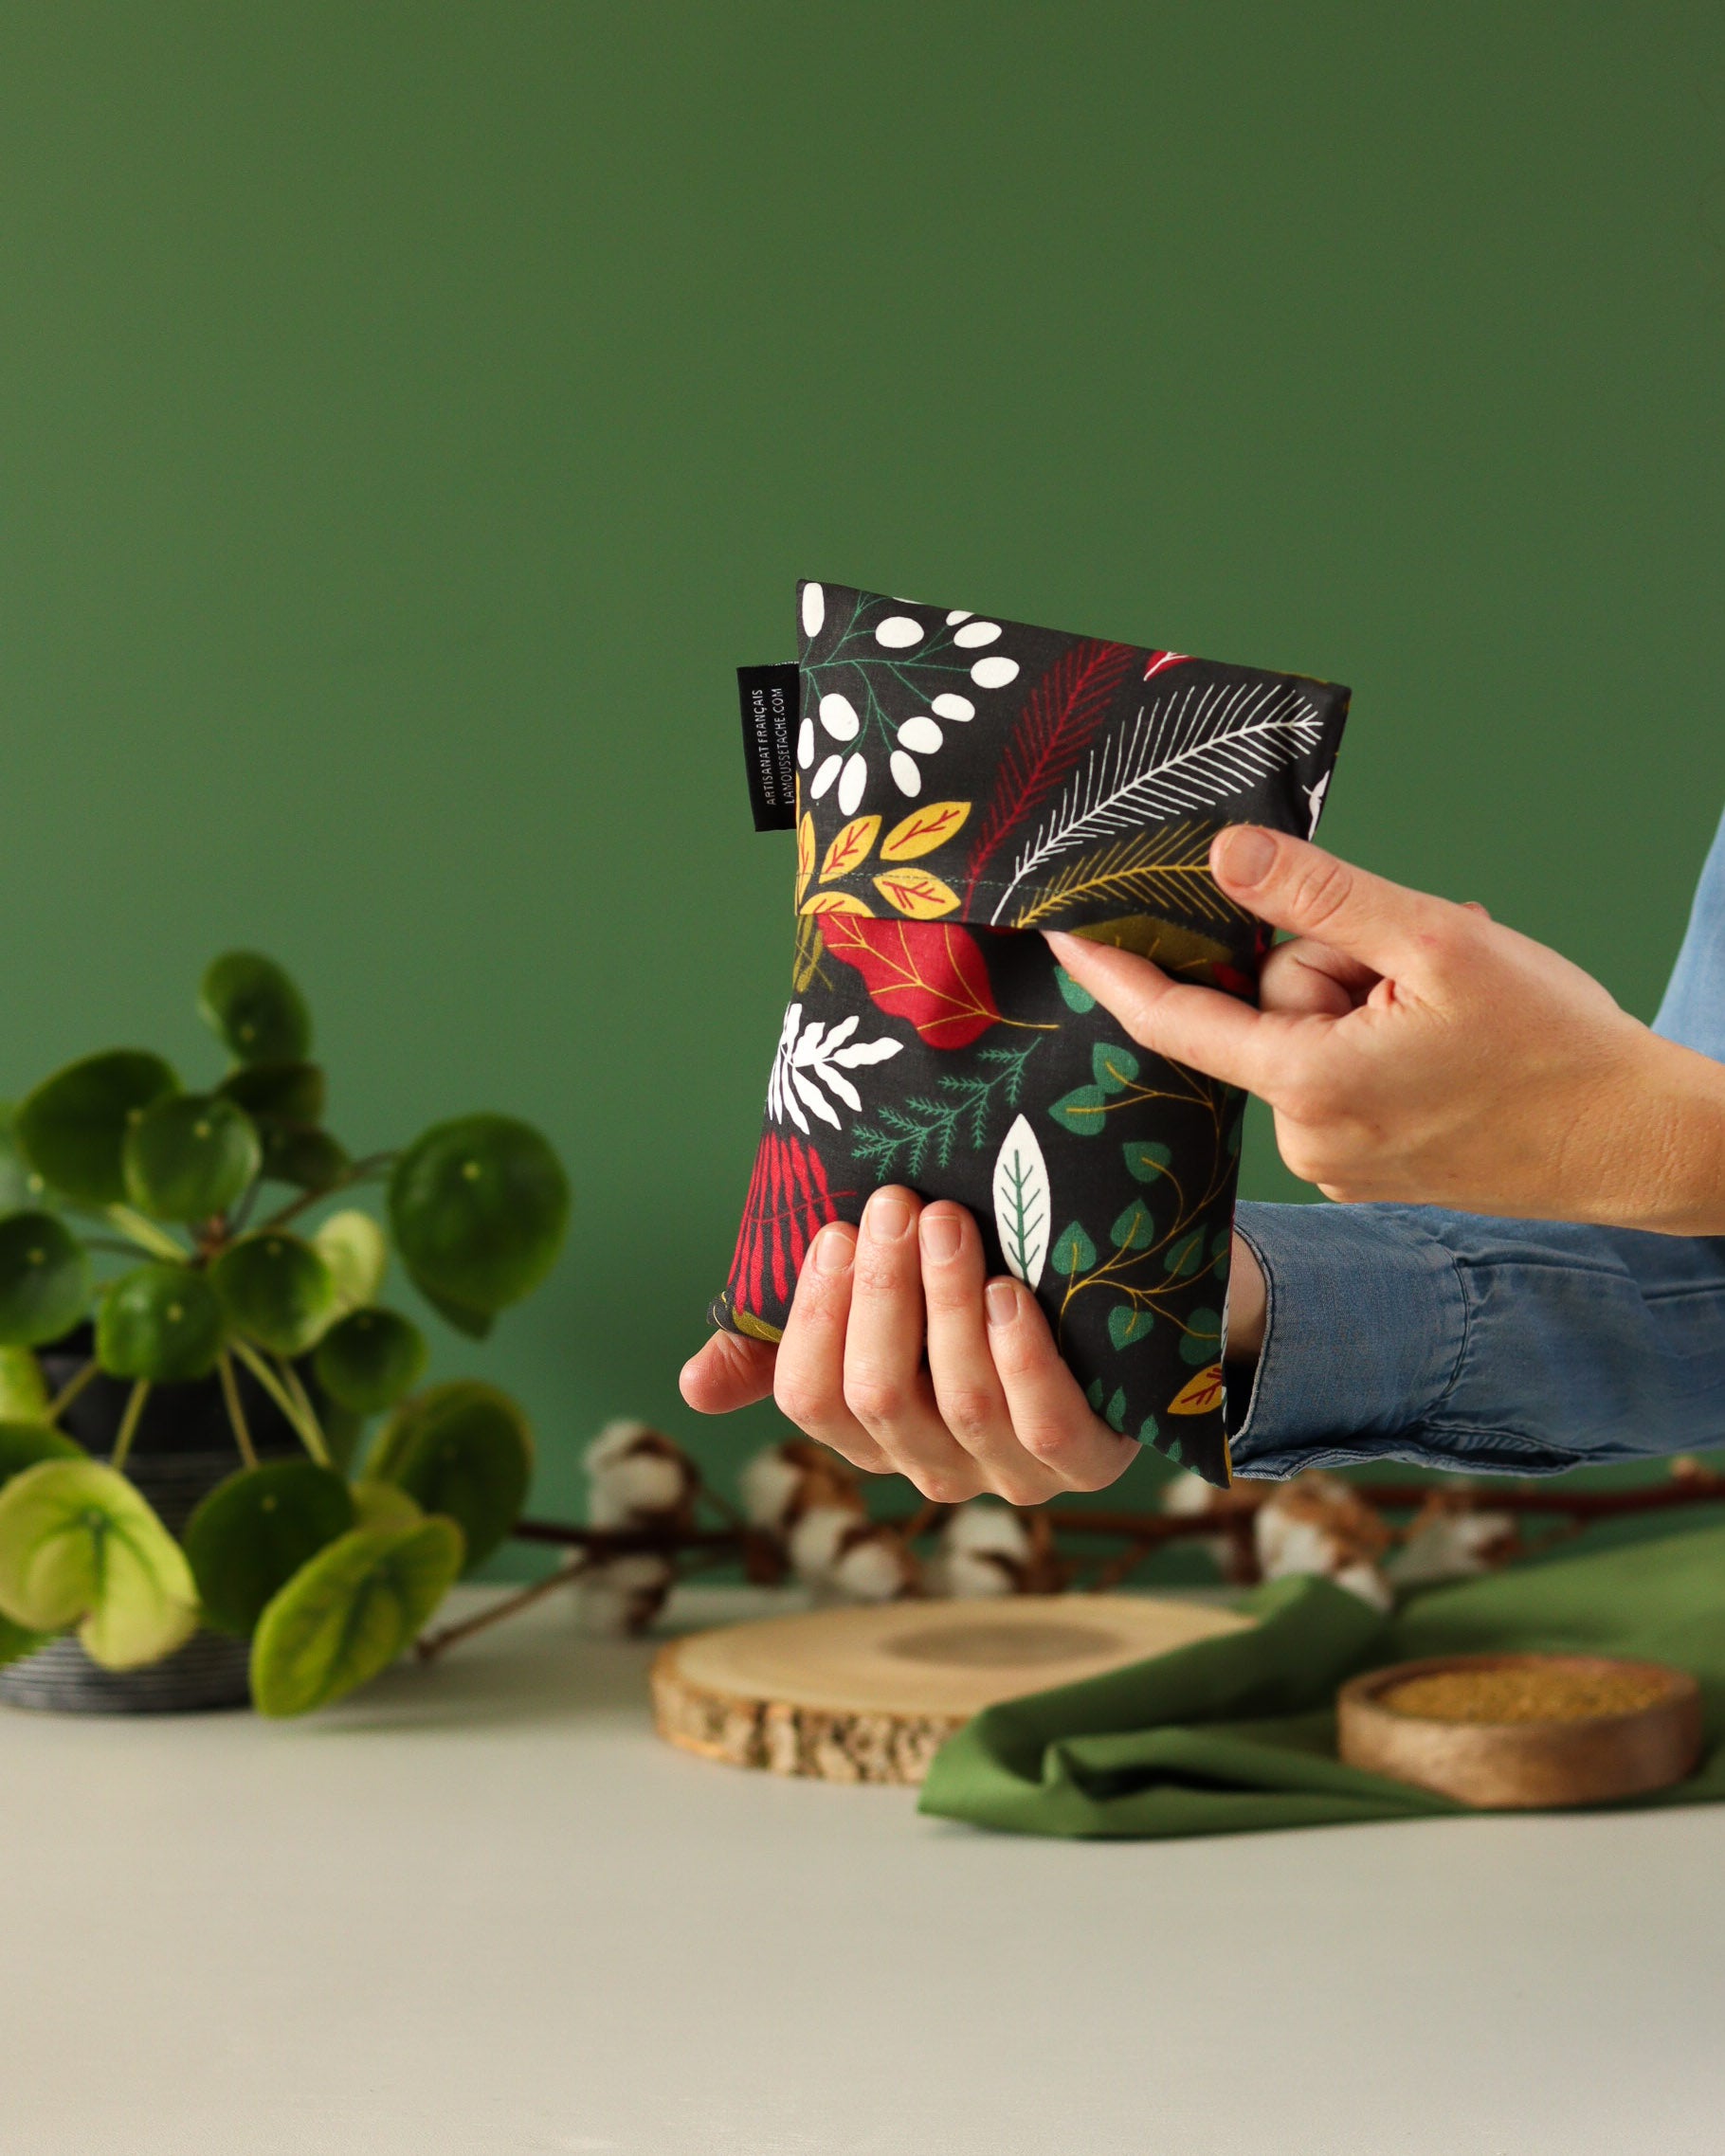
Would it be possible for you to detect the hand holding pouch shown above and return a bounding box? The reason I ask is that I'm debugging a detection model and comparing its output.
[713,582,1349,1487]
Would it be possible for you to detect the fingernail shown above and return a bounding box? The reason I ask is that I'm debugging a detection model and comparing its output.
[1043,931,1081,959]
[813,1225,853,1274]
[985,1280,1020,1328]
[865,1190,912,1241]
[1217,824,1276,886]
[920,1209,963,1262]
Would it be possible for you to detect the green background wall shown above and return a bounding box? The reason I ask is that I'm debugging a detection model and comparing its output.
[3,4,1722,1544]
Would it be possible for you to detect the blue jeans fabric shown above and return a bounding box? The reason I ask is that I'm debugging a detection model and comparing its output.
[1229,808,1725,1477]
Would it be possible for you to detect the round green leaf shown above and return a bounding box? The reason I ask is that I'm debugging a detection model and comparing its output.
[123,1094,262,1223]
[373,1380,533,1572]
[1050,1221,1098,1279]
[210,1232,338,1356]
[0,1349,50,1422]
[98,1262,226,1381]
[390,1115,569,1315]
[313,1209,388,1312]
[1048,1085,1108,1136]
[216,1060,327,1125]
[1091,1042,1141,1095]
[351,1479,422,1533]
[314,1307,427,1414]
[0,1103,47,1214]
[199,951,312,1064]
[14,1051,177,1205]
[419,1286,494,1340]
[0,1212,91,1348]
[249,1516,463,1716]
[1180,1306,1224,1366]
[1107,1303,1155,1350]
[0,1458,198,1668]
[0,1419,85,1483]
[183,1459,354,1637]
[260,1123,348,1192]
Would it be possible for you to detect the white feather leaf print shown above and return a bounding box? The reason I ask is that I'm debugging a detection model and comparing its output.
[988,677,1325,921]
[768,1006,901,1136]
[991,1114,1051,1290]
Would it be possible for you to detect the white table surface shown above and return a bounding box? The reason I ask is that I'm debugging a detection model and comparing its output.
[6,1582,1723,2156]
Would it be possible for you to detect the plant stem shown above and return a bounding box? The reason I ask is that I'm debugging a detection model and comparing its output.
[253,1154,397,1236]
[415,1555,590,1661]
[104,1205,188,1262]
[45,1358,100,1423]
[216,1350,258,1470]
[109,1380,151,1473]
[229,1340,331,1466]
[277,1357,331,1466]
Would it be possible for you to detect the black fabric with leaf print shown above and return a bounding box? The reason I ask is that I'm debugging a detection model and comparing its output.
[712,582,1350,1486]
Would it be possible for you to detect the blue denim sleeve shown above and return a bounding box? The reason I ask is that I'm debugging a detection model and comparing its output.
[1226,804,1725,1480]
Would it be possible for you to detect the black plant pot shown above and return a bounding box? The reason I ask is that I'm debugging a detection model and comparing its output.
[0,1326,314,1715]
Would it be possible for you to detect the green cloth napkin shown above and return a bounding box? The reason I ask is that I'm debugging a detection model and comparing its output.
[917,1522,1725,1839]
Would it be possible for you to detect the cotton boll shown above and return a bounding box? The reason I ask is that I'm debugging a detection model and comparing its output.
[1386,1503,1520,1591]
[937,1500,1031,1596]
[584,1420,698,1530]
[1160,1467,1240,1581]
[738,1447,806,1533]
[738,1440,862,1537]
[1331,1560,1395,1613]
[576,1554,674,1637]
[787,1504,861,1585]
[827,1523,919,1603]
[1254,1472,1392,1607]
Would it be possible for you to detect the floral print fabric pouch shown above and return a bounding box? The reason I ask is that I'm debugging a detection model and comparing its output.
[713,582,1350,1486]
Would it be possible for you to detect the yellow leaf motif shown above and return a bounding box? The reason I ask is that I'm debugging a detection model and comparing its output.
[1167,1365,1225,1416]
[795,812,815,904]
[800,891,876,917]
[820,815,881,882]
[873,869,960,920]
[881,801,971,861]
[734,1308,784,1345]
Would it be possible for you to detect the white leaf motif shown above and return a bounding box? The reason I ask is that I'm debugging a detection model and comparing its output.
[989,677,1325,922]
[769,1003,901,1136]
[991,1114,1051,1290]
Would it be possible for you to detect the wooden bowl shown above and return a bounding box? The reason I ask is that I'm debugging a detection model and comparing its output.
[1337,1652,1703,1809]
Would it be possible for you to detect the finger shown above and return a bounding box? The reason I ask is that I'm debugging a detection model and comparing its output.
[845,1188,985,1501]
[1046,930,1301,1096]
[680,1331,776,1414]
[919,1205,1063,1506]
[1259,934,1380,1018]
[772,1223,891,1474]
[1210,825,1453,973]
[983,1278,1139,1492]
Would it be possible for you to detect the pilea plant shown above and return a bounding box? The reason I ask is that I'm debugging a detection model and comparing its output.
[0,951,568,1713]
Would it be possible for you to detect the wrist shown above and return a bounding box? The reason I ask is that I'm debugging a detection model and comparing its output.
[1585,1030,1725,1235]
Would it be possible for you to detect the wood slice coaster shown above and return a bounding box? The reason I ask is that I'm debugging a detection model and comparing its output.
[651,1593,1253,1785]
[1337,1652,1704,1809]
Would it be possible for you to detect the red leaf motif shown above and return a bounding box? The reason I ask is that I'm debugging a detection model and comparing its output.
[821,915,1004,1051]
[1142,650,1191,680]
[965,639,1141,902]
[727,1132,847,1316]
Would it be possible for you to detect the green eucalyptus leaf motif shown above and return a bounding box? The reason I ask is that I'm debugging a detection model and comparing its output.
[199,952,312,1065]
[1054,968,1096,1014]
[1104,1387,1128,1433]
[1124,1140,1173,1185]
[97,1263,226,1381]
[123,1094,262,1223]
[216,1060,327,1125]
[1180,1307,1224,1366]
[14,1052,177,1205]
[1108,1199,1155,1252]
[0,1212,91,1349]
[0,1103,47,1214]
[1107,1303,1155,1350]
[183,1460,354,1637]
[351,1480,422,1533]
[1091,1042,1141,1095]
[210,1232,338,1357]
[0,1459,198,1669]
[313,1307,427,1415]
[390,1115,569,1316]
[1050,1221,1097,1278]
[0,1348,51,1422]
[1164,1229,1206,1279]
[249,1516,464,1716]
[1084,1377,1105,1413]
[372,1380,533,1573]
[313,1210,388,1313]
[259,1123,349,1193]
[1048,1085,1108,1136]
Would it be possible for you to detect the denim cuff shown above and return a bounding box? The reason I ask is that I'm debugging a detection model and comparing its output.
[1226,1201,1470,1478]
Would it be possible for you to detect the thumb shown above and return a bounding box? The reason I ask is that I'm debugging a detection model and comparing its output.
[1211,825,1444,970]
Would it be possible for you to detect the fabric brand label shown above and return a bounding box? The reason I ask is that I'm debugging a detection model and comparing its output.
[735,664,800,831]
